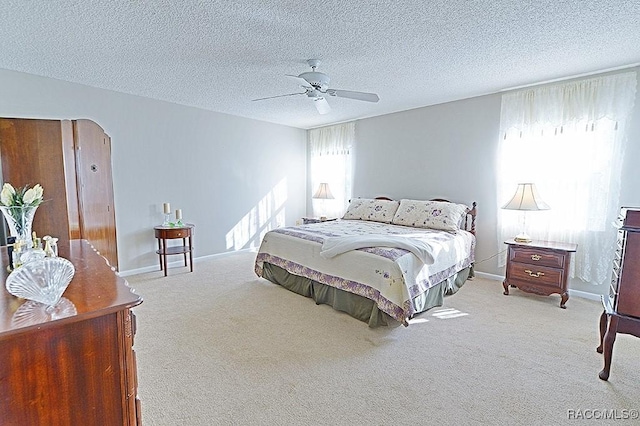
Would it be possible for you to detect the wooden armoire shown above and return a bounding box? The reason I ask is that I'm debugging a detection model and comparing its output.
[0,118,118,270]
[597,207,640,380]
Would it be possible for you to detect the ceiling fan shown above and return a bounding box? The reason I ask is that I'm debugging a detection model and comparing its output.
[252,59,380,115]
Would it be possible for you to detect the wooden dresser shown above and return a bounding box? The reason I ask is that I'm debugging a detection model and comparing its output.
[502,239,577,308]
[597,207,640,381]
[0,240,143,425]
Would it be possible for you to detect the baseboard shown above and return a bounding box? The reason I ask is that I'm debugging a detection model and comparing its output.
[472,271,603,301]
[567,289,603,301]
[119,253,607,302]
[118,248,256,277]
[473,271,503,282]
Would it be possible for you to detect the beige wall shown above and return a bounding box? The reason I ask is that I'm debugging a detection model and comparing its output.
[2,66,638,294]
[0,68,307,273]
[352,68,640,296]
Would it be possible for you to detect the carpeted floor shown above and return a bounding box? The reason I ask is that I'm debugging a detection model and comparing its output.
[127,251,639,426]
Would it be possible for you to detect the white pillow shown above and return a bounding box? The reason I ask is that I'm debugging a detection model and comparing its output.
[342,198,400,223]
[391,199,468,231]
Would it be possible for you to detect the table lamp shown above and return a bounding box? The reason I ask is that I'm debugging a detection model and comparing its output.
[502,183,549,243]
[313,183,334,220]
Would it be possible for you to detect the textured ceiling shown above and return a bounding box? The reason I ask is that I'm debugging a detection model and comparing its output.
[1,1,639,129]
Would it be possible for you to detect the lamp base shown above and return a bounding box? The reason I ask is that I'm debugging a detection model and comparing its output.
[513,232,532,243]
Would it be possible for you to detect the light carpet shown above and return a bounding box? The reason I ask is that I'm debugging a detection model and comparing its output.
[127,251,639,426]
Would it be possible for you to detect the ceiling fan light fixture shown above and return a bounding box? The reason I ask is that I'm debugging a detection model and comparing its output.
[313,97,331,115]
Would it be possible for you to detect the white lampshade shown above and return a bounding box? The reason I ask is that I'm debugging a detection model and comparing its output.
[502,183,549,243]
[313,183,334,200]
[502,183,550,211]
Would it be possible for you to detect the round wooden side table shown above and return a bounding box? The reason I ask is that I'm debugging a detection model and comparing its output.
[154,224,194,276]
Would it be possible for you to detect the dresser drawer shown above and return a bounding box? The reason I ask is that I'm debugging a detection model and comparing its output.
[509,246,565,269]
[507,261,564,289]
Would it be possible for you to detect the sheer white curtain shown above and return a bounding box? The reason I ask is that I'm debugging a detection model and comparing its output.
[309,122,354,218]
[497,71,637,286]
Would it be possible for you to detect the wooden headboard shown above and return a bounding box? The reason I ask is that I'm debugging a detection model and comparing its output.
[374,197,477,235]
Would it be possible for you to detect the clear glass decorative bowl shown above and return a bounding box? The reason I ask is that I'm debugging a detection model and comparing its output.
[11,297,77,327]
[6,257,75,306]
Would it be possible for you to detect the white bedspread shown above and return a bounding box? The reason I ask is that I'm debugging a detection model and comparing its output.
[254,219,475,323]
[320,234,438,264]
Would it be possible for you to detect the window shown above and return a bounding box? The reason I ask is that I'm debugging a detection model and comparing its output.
[309,122,354,218]
[497,72,637,285]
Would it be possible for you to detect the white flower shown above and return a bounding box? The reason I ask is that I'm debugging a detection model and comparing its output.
[22,188,37,205]
[0,183,15,206]
[33,184,43,201]
[0,183,43,207]
[22,184,43,206]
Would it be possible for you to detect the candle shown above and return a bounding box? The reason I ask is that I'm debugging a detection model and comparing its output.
[163,202,171,214]
[175,209,182,220]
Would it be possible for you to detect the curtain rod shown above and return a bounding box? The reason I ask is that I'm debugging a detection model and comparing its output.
[501,63,639,92]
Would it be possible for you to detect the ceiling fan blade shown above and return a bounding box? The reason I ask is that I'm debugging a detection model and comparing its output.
[313,97,331,115]
[252,92,305,102]
[286,74,313,88]
[326,89,379,103]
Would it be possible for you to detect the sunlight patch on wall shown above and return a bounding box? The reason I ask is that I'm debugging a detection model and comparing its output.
[226,178,287,251]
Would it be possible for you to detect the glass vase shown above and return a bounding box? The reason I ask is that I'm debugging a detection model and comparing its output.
[0,205,38,249]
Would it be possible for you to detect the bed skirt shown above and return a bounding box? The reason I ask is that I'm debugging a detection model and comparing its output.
[261,262,474,328]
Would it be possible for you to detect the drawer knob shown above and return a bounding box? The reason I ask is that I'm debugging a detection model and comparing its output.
[531,254,542,261]
[524,269,544,278]
[177,233,182,236]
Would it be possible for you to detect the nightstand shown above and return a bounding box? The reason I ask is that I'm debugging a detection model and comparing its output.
[302,217,337,224]
[154,224,194,276]
[502,239,577,308]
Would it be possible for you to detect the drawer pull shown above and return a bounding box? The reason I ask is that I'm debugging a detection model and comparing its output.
[524,269,544,278]
[531,254,542,261]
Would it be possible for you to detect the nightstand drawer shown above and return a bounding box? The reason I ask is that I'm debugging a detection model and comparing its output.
[157,228,190,239]
[508,262,564,289]
[509,246,565,269]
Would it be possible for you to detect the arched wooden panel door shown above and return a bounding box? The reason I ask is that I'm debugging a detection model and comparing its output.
[74,119,118,270]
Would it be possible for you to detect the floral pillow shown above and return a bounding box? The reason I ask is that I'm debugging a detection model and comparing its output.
[391,199,468,231]
[342,198,400,223]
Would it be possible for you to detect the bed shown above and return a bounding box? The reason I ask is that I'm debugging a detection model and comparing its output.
[254,197,477,327]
